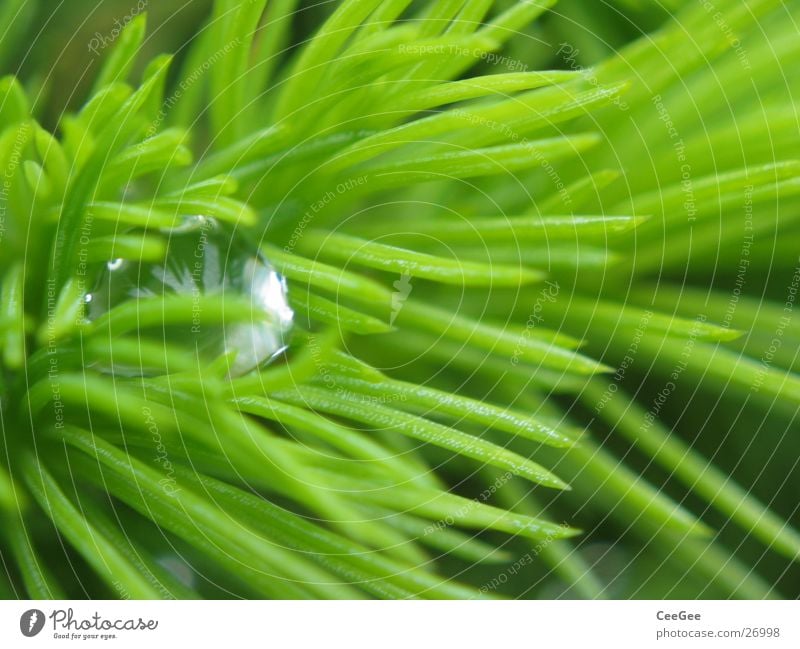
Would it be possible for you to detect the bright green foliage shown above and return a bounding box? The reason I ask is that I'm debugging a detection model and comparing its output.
[0,0,798,599]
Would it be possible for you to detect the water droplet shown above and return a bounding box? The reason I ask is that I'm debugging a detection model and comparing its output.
[85,217,293,377]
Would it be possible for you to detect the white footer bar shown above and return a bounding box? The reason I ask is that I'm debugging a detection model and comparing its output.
[1,600,797,648]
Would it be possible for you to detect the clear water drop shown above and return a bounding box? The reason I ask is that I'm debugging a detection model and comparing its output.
[85,216,293,377]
